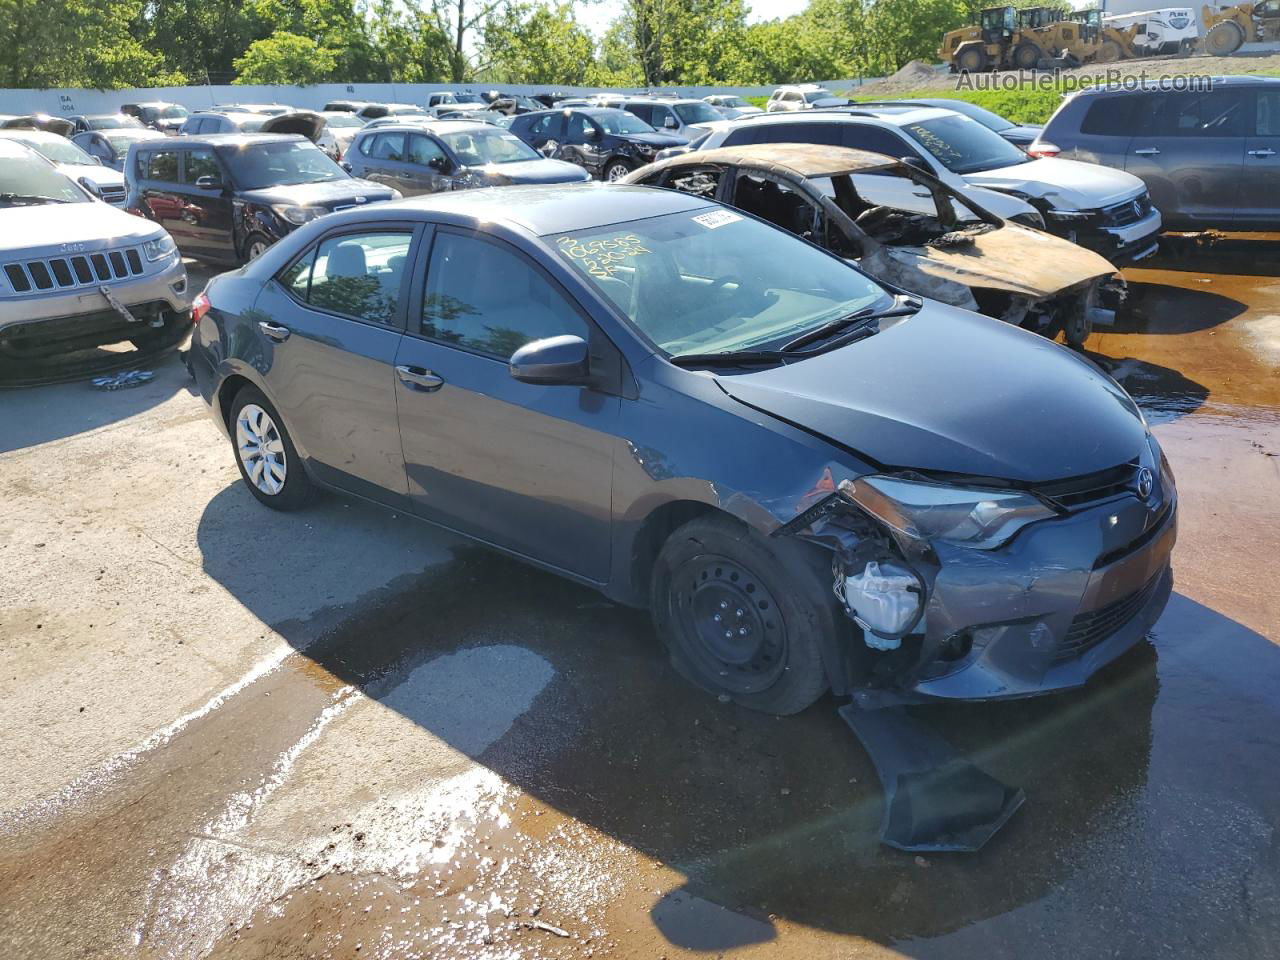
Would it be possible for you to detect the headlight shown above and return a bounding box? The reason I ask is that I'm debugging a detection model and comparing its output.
[635,143,656,157]
[1009,210,1046,230]
[273,204,324,225]
[142,234,177,261]
[840,476,1056,550]
[1047,208,1094,221]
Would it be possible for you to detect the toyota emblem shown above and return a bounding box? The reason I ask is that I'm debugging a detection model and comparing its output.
[1136,467,1154,500]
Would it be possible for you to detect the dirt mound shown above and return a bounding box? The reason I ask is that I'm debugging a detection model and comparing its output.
[887,59,940,84]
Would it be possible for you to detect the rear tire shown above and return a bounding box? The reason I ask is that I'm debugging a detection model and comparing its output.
[1203,20,1245,56]
[651,515,834,715]
[1096,39,1124,63]
[228,385,314,511]
[957,45,988,73]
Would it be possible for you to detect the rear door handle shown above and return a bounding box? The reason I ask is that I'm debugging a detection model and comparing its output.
[396,365,444,391]
[1247,148,1276,157]
[1133,147,1160,156]
[258,321,291,342]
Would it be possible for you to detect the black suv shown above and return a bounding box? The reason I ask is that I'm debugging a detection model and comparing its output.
[508,108,688,181]
[125,134,398,264]
[1032,77,1280,230]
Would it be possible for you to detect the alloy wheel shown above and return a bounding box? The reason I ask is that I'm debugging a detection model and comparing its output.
[236,403,287,495]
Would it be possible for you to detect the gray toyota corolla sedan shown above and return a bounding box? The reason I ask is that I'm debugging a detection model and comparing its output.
[188,183,1176,715]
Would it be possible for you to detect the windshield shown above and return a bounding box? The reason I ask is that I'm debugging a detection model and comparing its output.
[945,101,1015,132]
[804,89,834,103]
[674,102,721,125]
[6,135,95,166]
[549,209,888,357]
[217,140,345,189]
[596,111,654,136]
[89,115,141,130]
[453,94,485,104]
[0,155,88,204]
[161,105,188,120]
[901,114,1028,173]
[106,131,159,151]
[721,97,749,108]
[322,114,364,128]
[440,127,538,164]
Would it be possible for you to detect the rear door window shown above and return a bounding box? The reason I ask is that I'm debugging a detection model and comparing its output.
[627,103,653,124]
[292,230,415,325]
[1081,95,1143,135]
[143,149,179,182]
[369,133,406,161]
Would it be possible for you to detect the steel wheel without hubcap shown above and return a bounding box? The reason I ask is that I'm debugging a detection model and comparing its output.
[673,555,787,695]
[236,403,287,495]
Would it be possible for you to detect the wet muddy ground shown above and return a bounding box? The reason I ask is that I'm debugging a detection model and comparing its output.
[2,243,1279,959]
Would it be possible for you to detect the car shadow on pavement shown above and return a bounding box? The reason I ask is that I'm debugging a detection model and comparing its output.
[1084,350,1210,424]
[1117,281,1246,335]
[193,486,1280,954]
[0,351,195,454]
[1151,235,1280,278]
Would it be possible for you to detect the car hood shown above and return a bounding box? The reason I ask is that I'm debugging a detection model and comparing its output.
[626,131,690,148]
[260,111,325,142]
[56,163,125,188]
[1001,124,1042,145]
[964,156,1144,210]
[0,202,163,255]
[238,178,395,206]
[464,158,590,185]
[716,303,1146,483]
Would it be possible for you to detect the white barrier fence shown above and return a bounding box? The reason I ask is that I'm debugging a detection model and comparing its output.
[0,79,882,117]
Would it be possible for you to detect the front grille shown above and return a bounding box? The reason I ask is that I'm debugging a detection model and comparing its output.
[1099,193,1152,227]
[1,246,145,294]
[1053,572,1162,663]
[1034,460,1139,509]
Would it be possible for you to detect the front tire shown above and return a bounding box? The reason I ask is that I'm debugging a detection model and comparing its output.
[242,232,272,264]
[651,515,834,715]
[229,385,314,511]
[604,159,632,182]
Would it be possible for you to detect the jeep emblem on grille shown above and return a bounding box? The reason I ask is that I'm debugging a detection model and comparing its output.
[1136,467,1154,500]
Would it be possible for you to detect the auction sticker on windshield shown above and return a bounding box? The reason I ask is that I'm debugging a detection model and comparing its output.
[692,210,743,229]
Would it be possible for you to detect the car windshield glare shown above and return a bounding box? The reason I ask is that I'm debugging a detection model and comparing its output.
[91,115,140,130]
[549,209,889,358]
[904,115,1028,173]
[440,127,538,164]
[0,158,87,204]
[161,105,188,119]
[217,140,345,189]
[16,136,94,165]
[597,111,654,136]
[674,102,721,125]
[804,90,833,103]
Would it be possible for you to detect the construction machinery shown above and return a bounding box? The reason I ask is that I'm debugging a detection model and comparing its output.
[941,5,1142,71]
[1201,1,1280,55]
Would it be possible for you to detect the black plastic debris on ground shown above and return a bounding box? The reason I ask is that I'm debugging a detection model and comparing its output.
[91,370,155,391]
[839,703,1025,853]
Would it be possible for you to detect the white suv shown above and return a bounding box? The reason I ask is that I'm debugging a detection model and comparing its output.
[766,85,848,112]
[0,140,191,365]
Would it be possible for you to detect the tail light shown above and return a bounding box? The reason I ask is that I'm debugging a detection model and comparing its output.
[191,291,211,324]
[1027,141,1060,158]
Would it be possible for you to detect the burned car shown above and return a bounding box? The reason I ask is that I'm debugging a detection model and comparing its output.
[625,144,1121,346]
[190,183,1174,727]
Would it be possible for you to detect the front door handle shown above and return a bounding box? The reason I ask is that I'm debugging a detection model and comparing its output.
[1247,148,1277,157]
[396,365,444,391]
[1133,147,1160,156]
[258,321,291,342]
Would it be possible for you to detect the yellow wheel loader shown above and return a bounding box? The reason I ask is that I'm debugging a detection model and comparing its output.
[1201,1,1280,56]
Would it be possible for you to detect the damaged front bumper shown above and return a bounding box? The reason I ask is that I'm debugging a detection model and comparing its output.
[781,461,1177,708]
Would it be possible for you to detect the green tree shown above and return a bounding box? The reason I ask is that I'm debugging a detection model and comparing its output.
[233,31,339,84]
[478,3,596,84]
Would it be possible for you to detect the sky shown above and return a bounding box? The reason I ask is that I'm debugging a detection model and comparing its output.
[575,0,811,38]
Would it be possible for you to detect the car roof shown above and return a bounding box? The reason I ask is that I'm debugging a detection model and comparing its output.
[656,143,898,178]
[735,106,952,127]
[190,111,263,122]
[355,119,494,134]
[139,133,307,147]
[1071,74,1280,96]
[351,182,714,236]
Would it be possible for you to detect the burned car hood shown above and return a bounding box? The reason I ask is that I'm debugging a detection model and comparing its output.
[965,156,1144,210]
[464,158,590,185]
[882,221,1116,299]
[717,303,1147,483]
[259,111,325,143]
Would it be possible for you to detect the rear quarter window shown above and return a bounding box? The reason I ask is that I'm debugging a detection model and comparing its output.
[1081,95,1141,135]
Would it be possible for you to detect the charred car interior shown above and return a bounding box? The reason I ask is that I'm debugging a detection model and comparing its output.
[625,144,1124,347]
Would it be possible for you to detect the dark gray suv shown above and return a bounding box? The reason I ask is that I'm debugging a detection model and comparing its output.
[1031,77,1280,230]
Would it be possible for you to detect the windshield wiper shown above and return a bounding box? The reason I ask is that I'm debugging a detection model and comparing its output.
[668,349,789,368]
[0,193,71,206]
[781,295,921,353]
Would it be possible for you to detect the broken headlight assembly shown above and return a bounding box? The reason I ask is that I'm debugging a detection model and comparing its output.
[839,476,1056,551]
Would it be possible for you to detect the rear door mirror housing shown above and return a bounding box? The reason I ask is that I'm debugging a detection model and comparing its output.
[509,335,591,386]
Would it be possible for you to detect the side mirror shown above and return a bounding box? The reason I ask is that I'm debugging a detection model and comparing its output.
[428,154,453,173]
[899,156,928,170]
[340,161,353,173]
[195,175,223,190]
[509,335,591,386]
[79,178,103,199]
[88,155,102,166]
[663,116,677,129]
